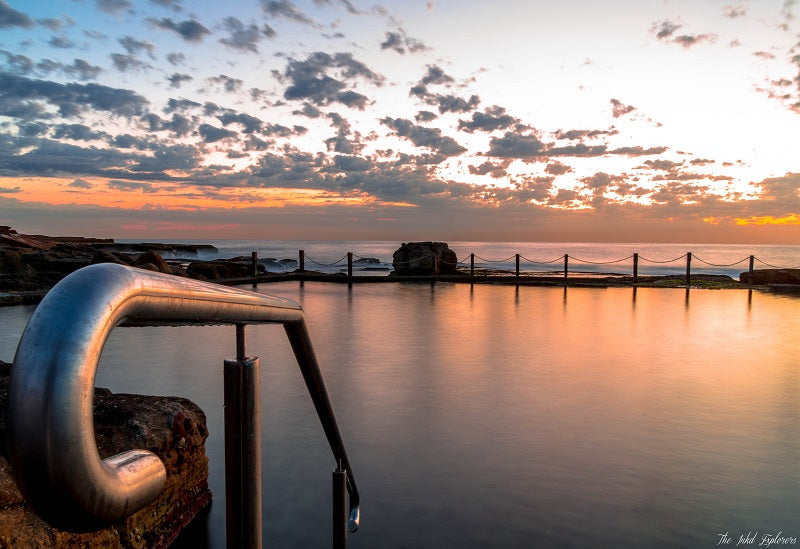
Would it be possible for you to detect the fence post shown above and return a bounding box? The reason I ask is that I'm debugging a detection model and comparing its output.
[299,249,305,273]
[515,254,520,278]
[685,252,692,285]
[251,251,258,279]
[470,253,475,277]
[748,255,754,284]
[224,324,262,549]
[347,252,353,278]
[333,462,347,549]
[633,253,639,283]
[564,254,569,280]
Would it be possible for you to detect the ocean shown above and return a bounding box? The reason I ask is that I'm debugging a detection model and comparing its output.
[117,239,800,279]
[2,241,800,547]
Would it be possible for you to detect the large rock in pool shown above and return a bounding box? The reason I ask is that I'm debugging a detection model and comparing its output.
[392,242,459,275]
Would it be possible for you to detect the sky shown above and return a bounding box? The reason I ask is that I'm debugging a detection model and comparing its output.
[0,0,799,242]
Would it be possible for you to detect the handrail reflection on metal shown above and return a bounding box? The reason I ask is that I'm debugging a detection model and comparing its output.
[7,263,359,544]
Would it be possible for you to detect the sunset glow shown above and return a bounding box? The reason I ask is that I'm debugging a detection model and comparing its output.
[0,0,798,241]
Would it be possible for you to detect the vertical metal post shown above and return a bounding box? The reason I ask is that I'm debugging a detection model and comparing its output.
[347,252,353,278]
[251,252,258,280]
[299,249,305,273]
[748,255,754,285]
[333,461,347,549]
[470,253,474,277]
[564,254,569,280]
[633,253,639,283]
[224,324,262,549]
[685,252,692,286]
[515,254,520,278]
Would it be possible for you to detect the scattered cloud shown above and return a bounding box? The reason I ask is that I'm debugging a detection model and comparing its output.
[0,0,33,28]
[149,17,211,42]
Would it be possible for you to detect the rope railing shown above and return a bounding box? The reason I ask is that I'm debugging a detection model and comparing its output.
[242,249,800,285]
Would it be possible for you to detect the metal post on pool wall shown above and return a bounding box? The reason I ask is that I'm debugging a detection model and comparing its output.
[470,253,475,278]
[685,252,692,285]
[333,459,347,549]
[224,324,262,549]
[347,252,353,278]
[633,252,639,283]
[251,252,258,281]
[564,254,569,280]
[748,255,755,284]
[515,254,520,278]
[299,249,305,273]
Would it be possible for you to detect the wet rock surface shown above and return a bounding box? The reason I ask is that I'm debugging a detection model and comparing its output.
[391,242,459,275]
[740,268,800,285]
[0,360,210,548]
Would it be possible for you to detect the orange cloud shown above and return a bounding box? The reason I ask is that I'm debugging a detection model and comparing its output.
[735,214,800,226]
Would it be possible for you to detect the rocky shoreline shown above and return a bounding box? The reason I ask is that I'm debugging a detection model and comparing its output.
[0,360,210,548]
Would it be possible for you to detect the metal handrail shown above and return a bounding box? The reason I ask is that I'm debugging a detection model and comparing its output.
[7,263,359,543]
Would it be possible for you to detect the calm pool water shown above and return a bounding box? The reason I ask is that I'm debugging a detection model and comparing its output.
[2,283,799,548]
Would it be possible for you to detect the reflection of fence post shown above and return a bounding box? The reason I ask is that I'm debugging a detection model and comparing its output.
[685,252,692,285]
[748,255,754,284]
[633,253,639,283]
[515,254,520,278]
[347,252,353,278]
[564,254,569,280]
[299,249,305,273]
[470,253,475,277]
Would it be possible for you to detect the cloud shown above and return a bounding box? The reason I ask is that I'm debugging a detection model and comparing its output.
[722,5,747,18]
[167,73,192,88]
[119,36,156,57]
[381,117,466,156]
[206,74,244,93]
[640,159,683,171]
[0,50,33,74]
[95,0,132,15]
[609,146,668,156]
[485,132,547,160]
[52,123,107,141]
[651,19,681,39]
[166,52,185,65]
[108,179,156,192]
[198,123,238,142]
[282,52,383,109]
[150,17,211,42]
[0,0,34,28]
[610,98,636,118]
[380,29,428,54]
[0,186,22,193]
[32,58,103,81]
[458,106,519,133]
[111,53,151,72]
[673,33,716,48]
[409,65,479,113]
[48,35,76,49]
[69,178,93,189]
[545,162,572,175]
[219,17,273,53]
[554,128,618,140]
[149,0,183,11]
[260,0,314,25]
[651,19,716,48]
[469,160,509,178]
[0,72,149,118]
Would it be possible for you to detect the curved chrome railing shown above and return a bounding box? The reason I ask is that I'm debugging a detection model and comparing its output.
[7,263,359,545]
